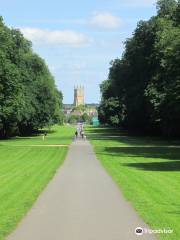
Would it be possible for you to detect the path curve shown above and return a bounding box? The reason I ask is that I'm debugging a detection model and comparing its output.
[7,140,156,240]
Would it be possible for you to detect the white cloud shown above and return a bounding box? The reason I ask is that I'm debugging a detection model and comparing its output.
[49,63,87,73]
[90,12,122,30]
[20,27,91,47]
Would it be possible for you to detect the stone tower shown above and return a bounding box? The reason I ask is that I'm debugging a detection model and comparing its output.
[74,86,84,106]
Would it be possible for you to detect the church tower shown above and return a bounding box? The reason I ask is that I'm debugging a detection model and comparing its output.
[74,86,84,106]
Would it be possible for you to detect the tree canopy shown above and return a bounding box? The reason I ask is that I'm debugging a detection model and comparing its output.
[0,17,63,138]
[98,0,180,136]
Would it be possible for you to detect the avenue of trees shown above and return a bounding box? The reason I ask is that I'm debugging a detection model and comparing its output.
[0,17,63,138]
[98,0,180,137]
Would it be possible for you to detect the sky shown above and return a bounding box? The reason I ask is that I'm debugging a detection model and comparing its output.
[1,0,157,103]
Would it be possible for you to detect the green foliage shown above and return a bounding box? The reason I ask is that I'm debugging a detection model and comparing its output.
[72,104,86,111]
[67,112,91,124]
[66,104,95,124]
[68,115,80,124]
[0,17,63,138]
[174,0,180,24]
[81,112,91,122]
[157,0,177,18]
[98,97,123,126]
[99,1,180,136]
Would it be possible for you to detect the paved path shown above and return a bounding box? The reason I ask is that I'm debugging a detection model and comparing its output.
[7,140,156,240]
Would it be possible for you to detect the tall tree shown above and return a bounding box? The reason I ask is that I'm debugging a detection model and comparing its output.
[0,17,63,138]
[98,0,180,136]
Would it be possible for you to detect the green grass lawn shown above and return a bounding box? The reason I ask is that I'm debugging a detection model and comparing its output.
[86,126,180,240]
[0,125,75,146]
[0,125,74,240]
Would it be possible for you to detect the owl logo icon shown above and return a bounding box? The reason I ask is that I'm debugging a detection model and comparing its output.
[135,227,144,235]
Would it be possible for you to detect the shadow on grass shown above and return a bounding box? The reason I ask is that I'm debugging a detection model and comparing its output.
[35,129,56,135]
[0,129,57,141]
[104,147,180,171]
[124,161,180,171]
[166,210,180,215]
[104,147,180,160]
[87,127,180,146]
[87,127,126,136]
[87,127,180,171]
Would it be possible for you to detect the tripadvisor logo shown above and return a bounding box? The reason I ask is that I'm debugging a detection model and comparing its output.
[135,227,144,235]
[135,227,173,236]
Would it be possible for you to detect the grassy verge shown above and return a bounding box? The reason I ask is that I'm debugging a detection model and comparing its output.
[86,126,180,240]
[0,125,75,146]
[0,125,74,240]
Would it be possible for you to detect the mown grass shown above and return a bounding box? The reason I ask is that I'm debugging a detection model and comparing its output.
[0,125,74,146]
[0,125,74,240]
[86,126,180,240]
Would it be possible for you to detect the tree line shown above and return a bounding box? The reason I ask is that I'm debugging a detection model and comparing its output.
[0,17,63,138]
[98,0,180,137]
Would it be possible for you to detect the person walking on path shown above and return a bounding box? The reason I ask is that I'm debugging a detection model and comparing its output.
[75,130,78,139]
